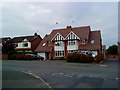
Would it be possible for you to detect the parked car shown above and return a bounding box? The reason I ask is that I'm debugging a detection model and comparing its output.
[26,54,44,60]
[78,51,96,57]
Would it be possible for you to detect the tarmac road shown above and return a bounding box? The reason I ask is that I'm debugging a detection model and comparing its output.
[2,59,119,89]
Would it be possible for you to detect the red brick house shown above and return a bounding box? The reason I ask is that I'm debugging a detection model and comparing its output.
[12,33,42,53]
[35,26,102,60]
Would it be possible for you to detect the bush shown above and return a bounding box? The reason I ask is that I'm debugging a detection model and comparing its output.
[94,53,104,63]
[66,52,94,63]
[9,54,32,60]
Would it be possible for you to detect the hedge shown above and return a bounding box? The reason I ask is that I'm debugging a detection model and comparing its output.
[66,52,94,63]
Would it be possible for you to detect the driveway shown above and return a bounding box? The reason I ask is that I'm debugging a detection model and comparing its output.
[2,59,119,88]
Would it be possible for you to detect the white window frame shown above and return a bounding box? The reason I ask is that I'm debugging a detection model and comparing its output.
[55,51,64,57]
[23,42,28,47]
[55,41,63,46]
[68,40,76,46]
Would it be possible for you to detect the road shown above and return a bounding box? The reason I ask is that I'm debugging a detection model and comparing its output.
[2,59,119,89]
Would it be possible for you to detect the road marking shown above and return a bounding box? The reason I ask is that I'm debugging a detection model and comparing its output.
[99,65,107,67]
[21,71,52,89]
[89,76,93,77]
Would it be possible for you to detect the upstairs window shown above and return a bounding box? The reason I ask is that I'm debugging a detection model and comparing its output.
[23,42,28,47]
[91,40,95,44]
[68,40,76,45]
[55,41,62,46]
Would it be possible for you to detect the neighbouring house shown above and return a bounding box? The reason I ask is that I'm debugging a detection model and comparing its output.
[0,37,11,54]
[35,26,102,60]
[12,33,42,53]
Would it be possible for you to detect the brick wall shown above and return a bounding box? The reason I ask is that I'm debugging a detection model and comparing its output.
[106,55,118,59]
[0,54,8,60]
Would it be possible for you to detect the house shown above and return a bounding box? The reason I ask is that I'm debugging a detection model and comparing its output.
[0,37,11,54]
[12,33,42,53]
[35,26,102,60]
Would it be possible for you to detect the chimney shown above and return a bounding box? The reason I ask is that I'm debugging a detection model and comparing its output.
[34,33,38,36]
[34,33,38,38]
[67,26,72,31]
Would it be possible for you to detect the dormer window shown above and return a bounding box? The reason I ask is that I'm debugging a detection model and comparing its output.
[82,40,85,44]
[91,40,95,44]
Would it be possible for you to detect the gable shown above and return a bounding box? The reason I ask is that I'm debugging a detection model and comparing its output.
[51,33,64,41]
[23,38,28,42]
[65,31,80,40]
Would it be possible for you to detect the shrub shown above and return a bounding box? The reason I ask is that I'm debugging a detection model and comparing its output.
[66,52,94,63]
[94,53,104,63]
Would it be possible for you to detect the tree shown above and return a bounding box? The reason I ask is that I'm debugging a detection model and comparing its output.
[106,45,118,55]
[2,39,15,54]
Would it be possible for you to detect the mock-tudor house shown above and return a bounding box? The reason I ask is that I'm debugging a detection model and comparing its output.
[12,33,42,53]
[35,26,102,60]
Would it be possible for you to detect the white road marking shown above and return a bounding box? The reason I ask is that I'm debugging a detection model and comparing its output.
[89,76,93,77]
[21,71,52,89]
[99,65,107,67]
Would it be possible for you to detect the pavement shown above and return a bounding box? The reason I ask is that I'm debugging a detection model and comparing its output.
[1,59,119,89]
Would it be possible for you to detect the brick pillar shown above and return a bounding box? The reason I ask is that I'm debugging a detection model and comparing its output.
[64,41,68,57]
[50,42,54,59]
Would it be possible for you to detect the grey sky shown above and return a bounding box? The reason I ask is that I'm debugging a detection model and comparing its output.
[1,2,118,48]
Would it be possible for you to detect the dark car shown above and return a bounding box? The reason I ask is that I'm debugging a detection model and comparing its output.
[33,54,44,60]
[26,54,44,60]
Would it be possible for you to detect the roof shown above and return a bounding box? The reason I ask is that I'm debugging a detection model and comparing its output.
[0,37,11,43]
[12,33,42,43]
[50,26,90,40]
[35,35,51,52]
[79,30,102,50]
[35,26,102,52]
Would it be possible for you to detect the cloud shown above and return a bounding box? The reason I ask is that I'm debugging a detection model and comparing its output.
[2,2,118,48]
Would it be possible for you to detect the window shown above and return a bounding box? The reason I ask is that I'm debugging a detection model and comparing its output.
[68,50,74,54]
[68,40,76,45]
[55,51,64,57]
[23,42,28,47]
[82,40,85,44]
[91,40,95,44]
[15,43,18,47]
[55,41,62,46]
[42,43,46,47]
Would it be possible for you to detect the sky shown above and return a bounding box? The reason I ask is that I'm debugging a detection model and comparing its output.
[1,2,118,48]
